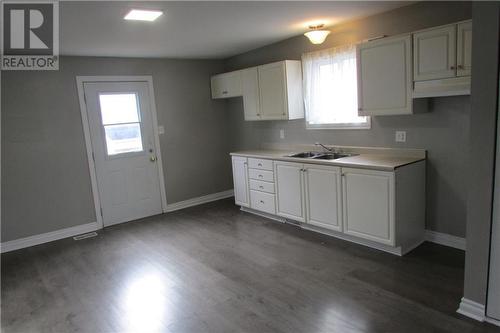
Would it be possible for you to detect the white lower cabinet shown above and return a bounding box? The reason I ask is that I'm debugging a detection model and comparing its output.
[250,190,276,215]
[231,156,249,207]
[231,155,425,255]
[303,164,343,232]
[275,161,305,222]
[342,168,395,246]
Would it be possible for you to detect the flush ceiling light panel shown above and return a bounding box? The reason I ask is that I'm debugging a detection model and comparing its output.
[124,9,163,22]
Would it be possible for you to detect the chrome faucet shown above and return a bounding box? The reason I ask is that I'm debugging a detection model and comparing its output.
[315,142,337,153]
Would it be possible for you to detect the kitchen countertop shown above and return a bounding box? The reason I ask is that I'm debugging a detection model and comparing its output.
[230,149,425,171]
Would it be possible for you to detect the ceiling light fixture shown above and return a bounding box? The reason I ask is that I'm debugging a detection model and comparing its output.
[304,24,331,45]
[124,9,163,22]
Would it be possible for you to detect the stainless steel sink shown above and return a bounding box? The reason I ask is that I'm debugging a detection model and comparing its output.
[287,151,323,158]
[286,151,358,160]
[313,153,356,160]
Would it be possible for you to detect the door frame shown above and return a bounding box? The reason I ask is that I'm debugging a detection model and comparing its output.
[76,76,168,229]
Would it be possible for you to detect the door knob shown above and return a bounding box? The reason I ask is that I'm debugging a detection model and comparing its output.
[150,156,157,162]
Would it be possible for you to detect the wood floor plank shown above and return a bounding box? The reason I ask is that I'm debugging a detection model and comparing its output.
[2,199,499,333]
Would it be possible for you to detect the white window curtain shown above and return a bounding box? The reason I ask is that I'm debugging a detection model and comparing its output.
[302,44,370,129]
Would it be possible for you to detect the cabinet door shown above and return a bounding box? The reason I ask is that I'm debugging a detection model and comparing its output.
[357,35,413,116]
[241,67,261,120]
[457,21,472,77]
[413,25,456,81]
[304,165,342,232]
[258,62,287,120]
[275,161,305,222]
[342,168,395,246]
[211,71,242,99]
[231,156,249,207]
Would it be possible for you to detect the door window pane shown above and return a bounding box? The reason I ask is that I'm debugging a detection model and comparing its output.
[104,123,143,155]
[99,94,140,125]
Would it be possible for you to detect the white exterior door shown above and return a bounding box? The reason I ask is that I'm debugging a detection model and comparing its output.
[84,82,163,226]
[232,156,250,207]
[304,165,342,232]
[413,25,457,81]
[342,168,395,246]
[275,161,305,222]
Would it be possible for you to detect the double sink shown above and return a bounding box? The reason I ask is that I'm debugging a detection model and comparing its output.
[286,151,358,160]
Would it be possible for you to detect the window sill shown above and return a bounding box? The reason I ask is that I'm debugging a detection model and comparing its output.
[306,122,371,130]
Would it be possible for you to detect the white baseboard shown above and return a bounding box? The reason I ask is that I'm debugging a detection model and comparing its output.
[457,297,485,321]
[425,230,466,250]
[1,221,100,254]
[165,189,234,212]
[0,190,234,253]
[486,316,500,327]
[240,206,286,224]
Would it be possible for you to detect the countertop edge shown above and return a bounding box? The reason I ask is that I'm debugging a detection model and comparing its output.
[230,151,426,171]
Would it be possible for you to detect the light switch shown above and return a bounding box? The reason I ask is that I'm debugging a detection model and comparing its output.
[395,131,406,143]
[279,129,285,139]
[158,125,165,135]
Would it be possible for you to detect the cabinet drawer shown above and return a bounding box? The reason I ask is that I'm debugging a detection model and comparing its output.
[250,190,276,214]
[248,158,273,170]
[249,179,275,194]
[248,169,274,182]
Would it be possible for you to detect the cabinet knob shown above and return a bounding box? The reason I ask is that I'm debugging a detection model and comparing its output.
[450,66,456,70]
[258,163,262,166]
[222,91,228,94]
[457,65,464,69]
[260,200,265,204]
[258,174,263,178]
[259,185,264,189]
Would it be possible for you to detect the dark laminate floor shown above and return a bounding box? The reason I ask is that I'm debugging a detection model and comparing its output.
[2,198,500,333]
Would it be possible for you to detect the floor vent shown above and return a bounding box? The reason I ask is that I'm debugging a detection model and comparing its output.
[73,232,98,241]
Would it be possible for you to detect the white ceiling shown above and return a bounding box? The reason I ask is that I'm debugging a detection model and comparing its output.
[60,1,411,59]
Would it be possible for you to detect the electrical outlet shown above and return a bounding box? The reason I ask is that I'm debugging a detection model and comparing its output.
[158,125,165,135]
[395,131,406,143]
[279,129,285,139]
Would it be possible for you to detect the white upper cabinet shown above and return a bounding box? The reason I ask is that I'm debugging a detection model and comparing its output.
[211,71,242,99]
[342,168,395,246]
[210,60,304,121]
[457,20,472,77]
[303,164,342,232]
[275,161,305,222]
[258,60,304,121]
[258,62,286,120]
[413,25,456,81]
[357,35,413,116]
[241,67,261,120]
[412,20,472,98]
[231,156,249,207]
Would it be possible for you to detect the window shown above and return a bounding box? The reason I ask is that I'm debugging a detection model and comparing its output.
[302,44,370,129]
[98,93,144,155]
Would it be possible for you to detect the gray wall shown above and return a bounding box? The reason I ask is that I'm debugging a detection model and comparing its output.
[463,3,500,305]
[224,1,472,238]
[1,56,232,242]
